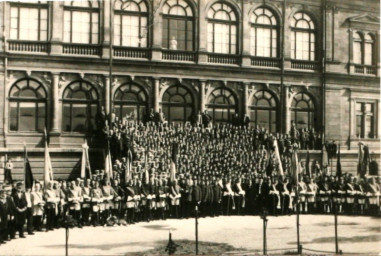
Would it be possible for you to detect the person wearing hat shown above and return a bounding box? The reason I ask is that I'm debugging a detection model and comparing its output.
[31,183,44,232]
[44,181,60,231]
[0,186,11,243]
[12,182,27,238]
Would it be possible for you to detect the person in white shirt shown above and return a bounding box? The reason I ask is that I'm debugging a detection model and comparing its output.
[31,183,44,231]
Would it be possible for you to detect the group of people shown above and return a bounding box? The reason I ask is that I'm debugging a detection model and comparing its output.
[0,110,379,245]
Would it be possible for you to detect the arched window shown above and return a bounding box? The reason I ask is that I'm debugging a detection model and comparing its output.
[250,7,278,57]
[291,12,316,61]
[353,32,374,65]
[207,88,237,123]
[62,81,98,133]
[207,2,238,54]
[114,0,148,48]
[63,1,99,44]
[161,85,194,123]
[291,92,315,130]
[114,83,147,122]
[9,78,47,132]
[249,90,277,133]
[10,1,48,41]
[162,0,194,51]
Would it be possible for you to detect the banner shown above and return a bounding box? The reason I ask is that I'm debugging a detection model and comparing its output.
[24,145,34,190]
[44,129,53,188]
[81,140,92,180]
[273,140,284,176]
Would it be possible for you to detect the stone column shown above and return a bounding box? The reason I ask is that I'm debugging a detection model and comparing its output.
[51,73,60,133]
[153,78,160,112]
[104,76,111,115]
[50,1,63,55]
[284,85,291,133]
[199,80,206,113]
[243,82,249,116]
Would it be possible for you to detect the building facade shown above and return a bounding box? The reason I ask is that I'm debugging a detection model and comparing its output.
[0,0,379,179]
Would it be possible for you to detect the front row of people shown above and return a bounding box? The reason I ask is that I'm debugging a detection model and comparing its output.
[0,174,380,244]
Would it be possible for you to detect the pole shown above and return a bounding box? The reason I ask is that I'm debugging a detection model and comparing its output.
[296,185,300,253]
[195,205,198,255]
[108,0,114,120]
[334,203,339,254]
[262,209,268,255]
[65,227,69,256]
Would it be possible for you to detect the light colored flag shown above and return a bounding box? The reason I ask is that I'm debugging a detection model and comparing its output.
[291,150,300,184]
[80,140,92,180]
[170,143,178,182]
[273,140,284,176]
[104,149,113,182]
[125,148,133,184]
[44,129,53,188]
[322,144,329,168]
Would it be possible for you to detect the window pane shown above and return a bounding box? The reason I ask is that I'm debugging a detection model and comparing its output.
[9,102,18,131]
[295,111,308,130]
[72,103,87,132]
[364,42,373,65]
[257,109,270,131]
[19,7,39,40]
[72,11,90,43]
[37,102,46,132]
[356,114,362,138]
[19,102,36,131]
[63,103,71,132]
[365,115,373,138]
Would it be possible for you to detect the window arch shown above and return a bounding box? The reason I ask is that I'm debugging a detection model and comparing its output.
[63,1,99,44]
[161,84,194,123]
[291,12,316,61]
[10,1,48,41]
[113,83,147,122]
[162,0,194,51]
[207,87,237,123]
[114,0,148,48]
[62,81,99,133]
[207,2,238,54]
[291,92,315,130]
[249,90,277,133]
[9,78,47,132]
[353,32,374,65]
[250,7,278,57]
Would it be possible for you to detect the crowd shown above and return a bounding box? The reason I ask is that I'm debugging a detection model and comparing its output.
[0,109,379,245]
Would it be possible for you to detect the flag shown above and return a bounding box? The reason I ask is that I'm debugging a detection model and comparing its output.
[44,128,53,188]
[80,140,92,180]
[322,144,329,168]
[144,149,149,183]
[361,145,370,178]
[125,148,133,184]
[357,143,363,177]
[306,151,311,178]
[170,142,178,182]
[291,150,300,184]
[24,145,34,190]
[336,145,342,178]
[104,149,113,182]
[273,140,284,176]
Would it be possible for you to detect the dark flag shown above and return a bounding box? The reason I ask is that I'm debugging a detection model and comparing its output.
[306,151,311,178]
[4,154,13,185]
[361,145,370,178]
[24,147,34,190]
[336,145,342,178]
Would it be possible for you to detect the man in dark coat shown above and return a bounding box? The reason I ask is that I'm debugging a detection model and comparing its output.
[0,187,11,243]
[12,182,27,238]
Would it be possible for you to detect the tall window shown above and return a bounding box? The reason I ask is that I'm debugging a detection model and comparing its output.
[291,93,315,130]
[207,2,238,54]
[114,0,148,48]
[356,102,375,138]
[63,1,99,44]
[291,12,315,61]
[114,83,147,122]
[250,7,278,57]
[62,81,98,133]
[9,78,46,132]
[10,1,48,41]
[161,85,194,123]
[353,32,374,65]
[249,90,277,133]
[162,0,194,51]
[207,88,237,123]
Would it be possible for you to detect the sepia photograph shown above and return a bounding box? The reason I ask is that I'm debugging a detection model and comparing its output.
[0,0,380,255]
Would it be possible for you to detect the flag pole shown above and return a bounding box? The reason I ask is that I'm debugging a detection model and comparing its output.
[23,141,26,191]
[294,149,301,254]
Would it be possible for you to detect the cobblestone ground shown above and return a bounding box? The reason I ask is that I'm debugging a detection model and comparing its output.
[0,215,380,255]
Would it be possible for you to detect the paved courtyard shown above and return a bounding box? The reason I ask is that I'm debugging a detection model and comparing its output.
[0,215,380,255]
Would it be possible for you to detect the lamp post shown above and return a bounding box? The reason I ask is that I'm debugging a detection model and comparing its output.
[260,208,268,255]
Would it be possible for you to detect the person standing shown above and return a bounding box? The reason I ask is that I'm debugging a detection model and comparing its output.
[31,183,44,231]
[12,182,27,238]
